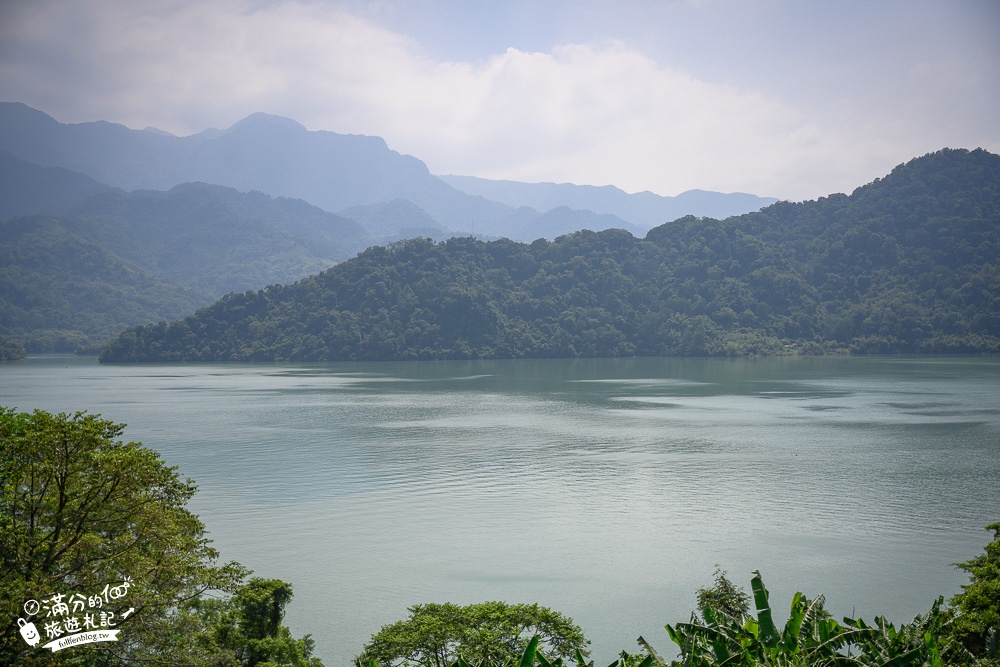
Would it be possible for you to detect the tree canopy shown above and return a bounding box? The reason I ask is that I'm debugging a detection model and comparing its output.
[179,577,324,667]
[949,522,1000,663]
[355,553,1000,667]
[0,216,212,353]
[357,602,590,667]
[0,408,320,666]
[0,339,25,361]
[664,571,952,667]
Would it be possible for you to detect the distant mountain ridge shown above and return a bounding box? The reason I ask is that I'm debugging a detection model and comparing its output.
[438,175,778,228]
[0,103,778,238]
[0,150,119,219]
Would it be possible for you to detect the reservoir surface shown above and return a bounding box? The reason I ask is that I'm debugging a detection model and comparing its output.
[3,354,998,665]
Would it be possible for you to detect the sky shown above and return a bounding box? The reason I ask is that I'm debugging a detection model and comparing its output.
[1,0,998,201]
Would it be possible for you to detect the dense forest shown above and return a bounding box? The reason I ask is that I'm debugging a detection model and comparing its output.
[100,149,1000,362]
[0,216,211,351]
[0,180,366,351]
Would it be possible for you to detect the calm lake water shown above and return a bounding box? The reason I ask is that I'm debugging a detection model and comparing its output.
[2,354,998,665]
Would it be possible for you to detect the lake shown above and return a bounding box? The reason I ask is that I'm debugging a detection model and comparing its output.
[2,354,998,666]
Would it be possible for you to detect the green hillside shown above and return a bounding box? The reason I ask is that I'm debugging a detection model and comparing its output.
[68,182,367,295]
[99,149,1000,362]
[0,217,210,351]
[0,179,375,351]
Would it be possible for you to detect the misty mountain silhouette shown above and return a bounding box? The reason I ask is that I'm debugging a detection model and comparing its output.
[0,103,775,239]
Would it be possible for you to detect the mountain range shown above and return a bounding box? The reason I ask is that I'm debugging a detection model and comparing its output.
[98,148,1000,363]
[438,175,778,228]
[0,102,775,237]
[0,103,778,351]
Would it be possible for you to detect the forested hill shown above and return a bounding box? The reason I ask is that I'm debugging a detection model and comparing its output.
[100,148,1000,362]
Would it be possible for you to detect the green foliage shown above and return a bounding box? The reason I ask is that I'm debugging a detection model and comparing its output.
[846,598,953,667]
[429,561,991,667]
[663,571,951,667]
[0,339,26,361]
[695,568,750,622]
[0,216,212,350]
[182,578,323,667]
[0,408,319,667]
[100,149,1000,363]
[0,408,247,664]
[949,522,1000,664]
[69,184,361,295]
[357,601,590,667]
[1,180,369,350]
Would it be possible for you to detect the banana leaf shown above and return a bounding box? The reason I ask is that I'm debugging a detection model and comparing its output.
[750,571,779,649]
[519,636,541,667]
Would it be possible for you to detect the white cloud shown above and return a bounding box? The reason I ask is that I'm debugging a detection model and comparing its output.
[398,42,813,193]
[1,0,997,200]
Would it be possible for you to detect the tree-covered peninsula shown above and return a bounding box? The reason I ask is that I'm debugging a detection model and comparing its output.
[100,149,1000,363]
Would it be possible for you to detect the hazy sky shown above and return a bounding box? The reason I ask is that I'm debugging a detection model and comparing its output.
[1,0,998,200]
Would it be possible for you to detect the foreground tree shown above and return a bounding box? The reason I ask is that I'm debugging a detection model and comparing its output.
[694,568,750,622]
[357,602,589,667]
[949,522,1000,666]
[0,408,320,666]
[663,571,951,667]
[182,578,323,667]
